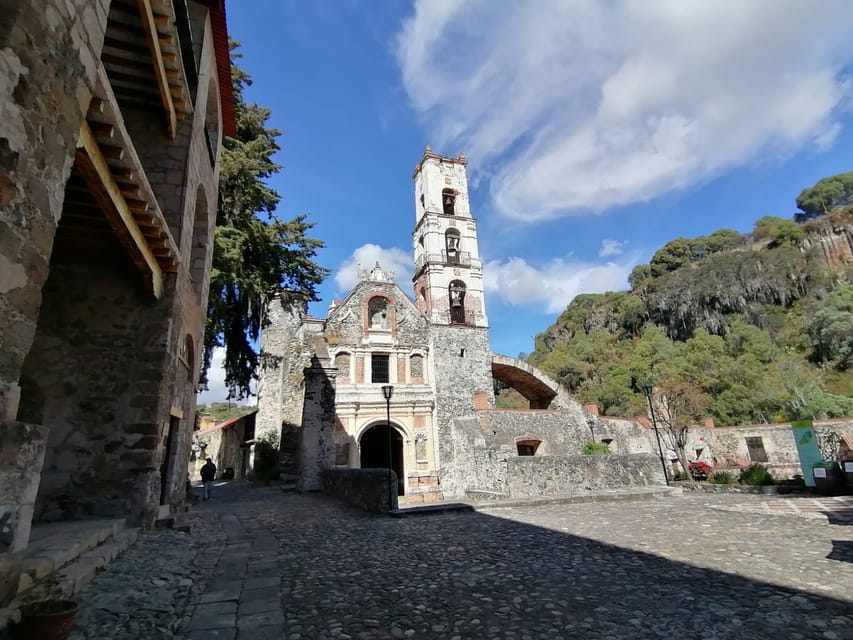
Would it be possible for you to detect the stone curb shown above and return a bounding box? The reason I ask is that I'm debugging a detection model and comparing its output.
[466,486,680,510]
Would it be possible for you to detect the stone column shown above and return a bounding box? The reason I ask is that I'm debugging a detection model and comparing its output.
[0,423,48,552]
[298,357,338,492]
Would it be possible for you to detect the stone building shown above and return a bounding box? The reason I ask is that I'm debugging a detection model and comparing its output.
[0,0,234,558]
[191,411,257,482]
[256,148,666,502]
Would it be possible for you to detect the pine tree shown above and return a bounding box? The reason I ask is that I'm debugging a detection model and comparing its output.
[202,44,328,399]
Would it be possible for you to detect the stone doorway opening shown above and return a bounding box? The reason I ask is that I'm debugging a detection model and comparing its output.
[360,425,404,496]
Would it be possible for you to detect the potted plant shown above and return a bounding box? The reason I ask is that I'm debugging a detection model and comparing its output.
[11,573,78,640]
[688,461,712,481]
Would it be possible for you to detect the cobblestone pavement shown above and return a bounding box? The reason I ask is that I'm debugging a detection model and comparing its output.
[70,483,853,640]
[709,494,853,524]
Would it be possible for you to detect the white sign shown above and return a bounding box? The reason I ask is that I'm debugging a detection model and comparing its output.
[844,462,853,472]
[813,468,827,479]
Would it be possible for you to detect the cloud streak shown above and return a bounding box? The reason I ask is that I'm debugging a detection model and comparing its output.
[484,254,638,314]
[396,0,853,221]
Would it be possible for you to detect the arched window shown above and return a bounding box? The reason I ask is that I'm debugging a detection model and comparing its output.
[368,296,389,330]
[445,228,460,265]
[449,280,466,325]
[190,185,210,300]
[442,188,456,215]
[182,334,195,382]
[204,75,222,166]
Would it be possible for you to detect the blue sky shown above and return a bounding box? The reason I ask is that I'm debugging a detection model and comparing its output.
[201,0,853,403]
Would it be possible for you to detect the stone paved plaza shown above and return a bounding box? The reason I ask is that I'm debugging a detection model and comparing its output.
[69,483,853,640]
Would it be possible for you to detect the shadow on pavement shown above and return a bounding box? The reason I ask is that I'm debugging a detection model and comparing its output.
[828,540,853,564]
[214,491,853,639]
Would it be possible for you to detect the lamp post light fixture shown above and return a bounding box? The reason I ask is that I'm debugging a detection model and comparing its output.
[641,382,670,486]
[381,384,394,510]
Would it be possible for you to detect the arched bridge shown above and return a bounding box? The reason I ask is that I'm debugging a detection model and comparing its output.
[491,353,571,410]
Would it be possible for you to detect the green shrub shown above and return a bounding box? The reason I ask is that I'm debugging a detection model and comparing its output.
[582,441,610,455]
[708,470,735,484]
[738,464,774,486]
[253,434,281,483]
[672,471,689,482]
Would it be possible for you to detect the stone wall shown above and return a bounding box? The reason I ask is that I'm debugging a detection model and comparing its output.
[447,409,656,497]
[0,0,109,549]
[687,419,853,477]
[0,0,109,423]
[505,454,665,498]
[323,468,398,513]
[430,326,494,498]
[255,296,313,453]
[298,358,337,492]
[1,1,227,532]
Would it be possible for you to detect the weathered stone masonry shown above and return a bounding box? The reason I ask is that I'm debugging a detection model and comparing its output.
[0,0,234,574]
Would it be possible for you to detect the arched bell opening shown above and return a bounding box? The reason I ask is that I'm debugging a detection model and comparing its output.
[449,280,467,325]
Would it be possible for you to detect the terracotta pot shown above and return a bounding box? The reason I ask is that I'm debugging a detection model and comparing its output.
[12,600,78,640]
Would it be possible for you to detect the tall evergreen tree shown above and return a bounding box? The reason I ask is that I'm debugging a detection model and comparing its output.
[203,45,328,399]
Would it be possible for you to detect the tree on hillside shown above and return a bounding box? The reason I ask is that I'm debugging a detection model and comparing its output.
[796,171,853,217]
[752,216,805,247]
[203,45,329,399]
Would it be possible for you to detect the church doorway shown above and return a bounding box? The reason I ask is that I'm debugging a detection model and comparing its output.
[360,425,404,495]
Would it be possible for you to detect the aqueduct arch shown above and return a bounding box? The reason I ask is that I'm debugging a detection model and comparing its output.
[491,354,571,410]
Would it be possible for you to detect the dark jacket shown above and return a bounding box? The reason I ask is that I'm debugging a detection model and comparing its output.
[200,461,217,482]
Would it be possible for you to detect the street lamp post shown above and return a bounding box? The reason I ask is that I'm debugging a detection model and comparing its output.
[642,382,670,486]
[381,384,394,510]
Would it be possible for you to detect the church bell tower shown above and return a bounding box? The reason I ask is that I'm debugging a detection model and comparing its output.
[411,145,488,328]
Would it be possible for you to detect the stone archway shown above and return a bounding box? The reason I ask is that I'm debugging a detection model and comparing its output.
[491,354,569,410]
[360,424,404,495]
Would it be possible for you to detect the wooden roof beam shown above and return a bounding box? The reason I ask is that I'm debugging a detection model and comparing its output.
[76,121,164,298]
[137,0,177,138]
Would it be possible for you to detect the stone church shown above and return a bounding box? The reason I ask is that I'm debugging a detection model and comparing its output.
[256,148,662,503]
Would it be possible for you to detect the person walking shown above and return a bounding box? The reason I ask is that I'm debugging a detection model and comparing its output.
[200,457,217,501]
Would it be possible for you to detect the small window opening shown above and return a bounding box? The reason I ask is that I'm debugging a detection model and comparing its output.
[442,188,456,215]
[420,193,425,209]
[516,439,541,456]
[601,438,613,445]
[371,354,390,383]
[745,437,768,463]
[459,348,465,357]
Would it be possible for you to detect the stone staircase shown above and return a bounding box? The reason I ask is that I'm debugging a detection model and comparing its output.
[0,518,139,628]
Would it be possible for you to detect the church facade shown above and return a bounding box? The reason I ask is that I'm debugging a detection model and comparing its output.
[255,148,662,502]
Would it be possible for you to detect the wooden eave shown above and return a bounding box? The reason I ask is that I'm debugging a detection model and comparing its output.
[74,66,181,297]
[103,0,192,136]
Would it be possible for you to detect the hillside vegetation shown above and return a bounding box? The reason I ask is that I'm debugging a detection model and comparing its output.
[528,172,853,426]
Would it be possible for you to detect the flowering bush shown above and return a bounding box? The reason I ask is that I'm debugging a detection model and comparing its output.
[688,461,713,480]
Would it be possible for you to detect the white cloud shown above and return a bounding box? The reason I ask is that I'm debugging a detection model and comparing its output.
[197,347,256,406]
[599,239,625,257]
[484,255,638,314]
[334,243,412,292]
[396,0,853,220]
